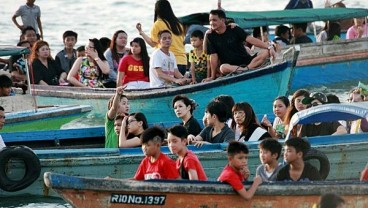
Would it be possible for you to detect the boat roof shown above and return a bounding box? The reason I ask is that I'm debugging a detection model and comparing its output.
[179,8,368,28]
[0,45,30,56]
[290,102,368,127]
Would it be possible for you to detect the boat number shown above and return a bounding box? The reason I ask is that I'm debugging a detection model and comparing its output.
[110,194,166,205]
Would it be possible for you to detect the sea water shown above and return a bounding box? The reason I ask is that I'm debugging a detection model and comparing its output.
[0,0,367,206]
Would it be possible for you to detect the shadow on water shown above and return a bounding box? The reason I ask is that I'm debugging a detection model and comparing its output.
[0,196,71,208]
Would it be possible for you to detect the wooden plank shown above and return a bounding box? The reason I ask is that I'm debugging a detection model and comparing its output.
[0,94,36,112]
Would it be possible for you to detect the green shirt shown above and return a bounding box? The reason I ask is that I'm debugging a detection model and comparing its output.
[105,113,118,148]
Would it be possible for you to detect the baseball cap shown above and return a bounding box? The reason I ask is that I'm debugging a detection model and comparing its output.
[302,92,328,105]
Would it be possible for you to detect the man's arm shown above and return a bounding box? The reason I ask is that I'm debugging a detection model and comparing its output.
[12,15,22,30]
[37,16,43,40]
[155,68,187,85]
[245,36,276,61]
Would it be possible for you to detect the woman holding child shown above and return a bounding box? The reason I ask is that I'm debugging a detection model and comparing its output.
[172,95,202,136]
[67,38,110,88]
[116,37,150,89]
[30,40,67,85]
[119,112,148,148]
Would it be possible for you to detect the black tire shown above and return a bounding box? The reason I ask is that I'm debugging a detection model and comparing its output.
[0,146,41,192]
[304,148,330,180]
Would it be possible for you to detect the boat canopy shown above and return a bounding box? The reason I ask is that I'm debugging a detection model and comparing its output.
[286,102,368,139]
[179,8,368,28]
[290,102,368,126]
[0,46,30,56]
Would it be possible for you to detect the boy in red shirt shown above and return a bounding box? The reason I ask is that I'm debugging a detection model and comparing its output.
[218,141,262,200]
[134,126,179,180]
[167,125,207,180]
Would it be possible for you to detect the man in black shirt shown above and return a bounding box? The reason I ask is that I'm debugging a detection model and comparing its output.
[291,23,313,44]
[205,10,276,81]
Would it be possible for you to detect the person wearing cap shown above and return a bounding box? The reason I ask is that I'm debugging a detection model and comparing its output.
[299,92,347,137]
[348,88,368,134]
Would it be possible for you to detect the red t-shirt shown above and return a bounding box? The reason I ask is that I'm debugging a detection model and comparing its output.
[217,165,245,191]
[176,150,207,181]
[118,55,149,84]
[361,167,368,181]
[134,152,179,180]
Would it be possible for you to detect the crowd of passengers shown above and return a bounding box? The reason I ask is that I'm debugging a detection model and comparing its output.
[0,0,367,92]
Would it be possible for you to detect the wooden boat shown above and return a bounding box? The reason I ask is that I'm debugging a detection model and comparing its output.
[44,172,368,208]
[2,102,368,198]
[180,8,368,91]
[32,46,299,124]
[0,46,93,133]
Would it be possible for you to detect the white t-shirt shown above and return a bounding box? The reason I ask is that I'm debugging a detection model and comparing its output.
[149,49,177,88]
[0,135,6,149]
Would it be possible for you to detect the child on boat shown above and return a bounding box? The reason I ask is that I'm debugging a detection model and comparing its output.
[0,106,6,149]
[105,86,130,148]
[189,30,209,83]
[187,101,235,147]
[256,139,283,182]
[276,137,322,181]
[218,141,262,200]
[167,125,207,180]
[149,30,190,88]
[134,126,179,180]
[55,30,78,74]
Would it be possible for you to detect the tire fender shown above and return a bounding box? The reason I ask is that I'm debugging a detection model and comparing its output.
[0,146,41,192]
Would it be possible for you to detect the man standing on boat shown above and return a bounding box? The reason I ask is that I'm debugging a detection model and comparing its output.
[205,10,276,80]
[284,0,313,9]
[0,106,6,149]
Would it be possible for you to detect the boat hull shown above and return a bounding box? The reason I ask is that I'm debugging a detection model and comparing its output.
[33,61,294,124]
[44,172,368,208]
[1,134,368,198]
[288,38,368,91]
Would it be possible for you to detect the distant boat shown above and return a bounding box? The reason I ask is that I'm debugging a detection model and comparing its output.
[0,46,92,132]
[180,8,368,91]
[32,46,300,124]
[44,172,368,208]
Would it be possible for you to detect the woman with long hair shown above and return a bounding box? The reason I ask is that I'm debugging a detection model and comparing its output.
[104,30,130,88]
[136,0,187,75]
[284,89,310,136]
[67,38,110,88]
[119,112,148,148]
[232,102,270,142]
[116,37,150,89]
[30,40,67,85]
[172,95,202,136]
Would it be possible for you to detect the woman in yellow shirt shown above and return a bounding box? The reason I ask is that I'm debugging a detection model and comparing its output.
[136,0,187,76]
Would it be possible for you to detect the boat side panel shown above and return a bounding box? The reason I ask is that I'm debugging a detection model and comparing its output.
[36,67,291,123]
[56,189,368,208]
[291,58,368,91]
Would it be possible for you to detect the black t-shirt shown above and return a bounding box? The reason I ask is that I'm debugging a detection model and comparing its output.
[276,162,322,181]
[294,35,313,44]
[300,121,341,137]
[31,59,63,85]
[239,123,271,141]
[182,116,202,136]
[207,26,252,66]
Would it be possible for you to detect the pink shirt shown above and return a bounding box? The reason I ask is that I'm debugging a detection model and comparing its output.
[346,24,368,39]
